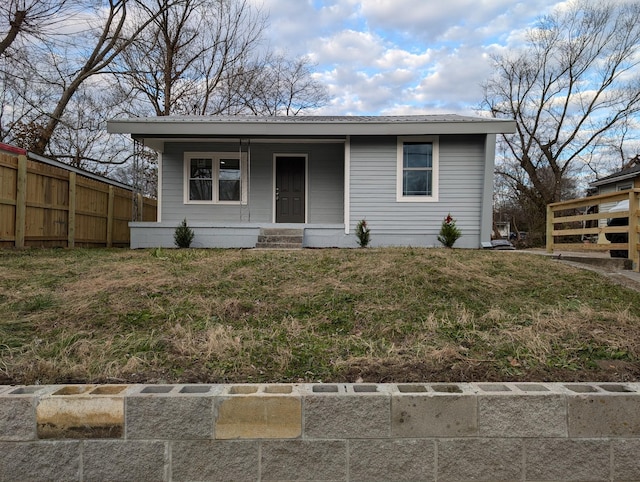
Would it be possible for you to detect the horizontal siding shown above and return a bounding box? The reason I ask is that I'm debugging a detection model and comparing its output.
[349,134,487,240]
[161,142,344,224]
[308,143,344,223]
[162,142,264,223]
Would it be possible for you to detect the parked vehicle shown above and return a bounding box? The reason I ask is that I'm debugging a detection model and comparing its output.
[606,200,629,258]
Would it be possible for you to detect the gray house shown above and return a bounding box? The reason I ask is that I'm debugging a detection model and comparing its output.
[590,164,640,196]
[107,115,516,249]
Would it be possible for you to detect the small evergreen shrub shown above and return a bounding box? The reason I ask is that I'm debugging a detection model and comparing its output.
[355,219,371,248]
[437,213,461,248]
[174,218,194,248]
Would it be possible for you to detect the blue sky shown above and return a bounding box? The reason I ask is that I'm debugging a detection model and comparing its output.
[252,0,572,115]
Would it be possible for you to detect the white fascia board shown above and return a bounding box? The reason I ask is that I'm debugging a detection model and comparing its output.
[108,119,517,137]
[590,172,639,187]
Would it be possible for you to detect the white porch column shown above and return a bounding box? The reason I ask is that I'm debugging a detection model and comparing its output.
[344,136,351,234]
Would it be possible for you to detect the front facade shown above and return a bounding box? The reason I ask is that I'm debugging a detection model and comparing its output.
[107,115,516,249]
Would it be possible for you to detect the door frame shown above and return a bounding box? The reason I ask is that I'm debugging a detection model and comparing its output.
[272,153,308,223]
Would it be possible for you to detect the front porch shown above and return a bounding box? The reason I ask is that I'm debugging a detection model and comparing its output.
[129,222,354,249]
[546,189,640,272]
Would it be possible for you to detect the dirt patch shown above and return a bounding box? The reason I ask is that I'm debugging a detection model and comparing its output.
[340,359,640,384]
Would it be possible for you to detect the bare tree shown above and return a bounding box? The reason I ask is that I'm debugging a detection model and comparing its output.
[482,0,640,230]
[116,0,267,116]
[236,55,329,116]
[2,0,176,156]
[39,0,176,155]
[0,0,72,57]
[46,84,135,170]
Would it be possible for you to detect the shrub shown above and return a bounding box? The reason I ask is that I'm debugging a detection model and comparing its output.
[174,219,194,248]
[437,213,461,248]
[355,219,371,247]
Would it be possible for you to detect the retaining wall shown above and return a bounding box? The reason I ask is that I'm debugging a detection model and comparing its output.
[1,382,640,481]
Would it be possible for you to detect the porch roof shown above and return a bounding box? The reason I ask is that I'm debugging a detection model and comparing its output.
[590,164,640,187]
[107,114,516,138]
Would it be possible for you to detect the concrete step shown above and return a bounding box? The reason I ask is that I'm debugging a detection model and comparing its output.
[255,242,303,249]
[257,235,303,244]
[257,228,304,249]
[260,228,304,237]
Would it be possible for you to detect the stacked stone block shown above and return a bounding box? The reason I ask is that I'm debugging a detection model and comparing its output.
[1,382,640,480]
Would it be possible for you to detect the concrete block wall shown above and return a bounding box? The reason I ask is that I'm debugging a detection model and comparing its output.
[1,382,640,481]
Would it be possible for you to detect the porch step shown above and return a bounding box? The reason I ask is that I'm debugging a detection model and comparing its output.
[260,228,304,236]
[256,228,304,249]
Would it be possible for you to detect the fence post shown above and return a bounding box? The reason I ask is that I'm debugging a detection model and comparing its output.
[68,172,76,248]
[629,190,639,272]
[15,154,27,248]
[107,186,114,248]
[546,204,554,253]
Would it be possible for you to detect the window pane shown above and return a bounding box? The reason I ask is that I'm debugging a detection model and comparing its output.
[403,143,432,169]
[190,158,212,178]
[403,170,432,196]
[190,179,212,200]
[219,158,240,201]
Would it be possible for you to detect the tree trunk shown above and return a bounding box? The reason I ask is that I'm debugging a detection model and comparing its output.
[0,10,26,57]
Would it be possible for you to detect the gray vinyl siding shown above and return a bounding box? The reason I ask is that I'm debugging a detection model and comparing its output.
[598,184,618,218]
[161,142,344,224]
[349,134,487,247]
[307,144,344,223]
[597,183,630,231]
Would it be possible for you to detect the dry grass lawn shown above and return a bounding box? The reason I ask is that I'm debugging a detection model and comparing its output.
[1,247,639,384]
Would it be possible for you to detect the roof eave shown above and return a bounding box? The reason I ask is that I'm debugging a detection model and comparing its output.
[107,119,517,137]
[591,172,640,187]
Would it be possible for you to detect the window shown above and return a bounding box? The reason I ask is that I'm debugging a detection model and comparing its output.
[219,158,240,201]
[184,152,246,204]
[188,157,213,201]
[397,136,439,202]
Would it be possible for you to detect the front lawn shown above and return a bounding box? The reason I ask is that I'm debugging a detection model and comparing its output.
[1,247,639,384]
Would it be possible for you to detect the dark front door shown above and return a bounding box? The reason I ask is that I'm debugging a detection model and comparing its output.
[276,156,305,223]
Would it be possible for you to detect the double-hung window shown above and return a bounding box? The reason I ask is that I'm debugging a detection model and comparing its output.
[396,136,439,202]
[184,152,247,204]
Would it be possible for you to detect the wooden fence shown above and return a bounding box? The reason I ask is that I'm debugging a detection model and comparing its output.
[546,189,640,272]
[0,146,156,248]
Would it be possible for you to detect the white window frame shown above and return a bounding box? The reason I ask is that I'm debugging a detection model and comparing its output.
[183,151,247,205]
[396,135,439,202]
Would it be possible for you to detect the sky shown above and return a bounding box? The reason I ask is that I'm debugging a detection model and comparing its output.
[251,0,571,116]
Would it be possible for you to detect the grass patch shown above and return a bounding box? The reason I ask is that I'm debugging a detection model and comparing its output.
[1,247,640,384]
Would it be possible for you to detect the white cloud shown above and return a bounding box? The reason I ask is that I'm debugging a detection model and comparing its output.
[374,48,435,71]
[311,29,386,65]
[252,0,572,115]
[359,0,513,41]
[411,47,495,106]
